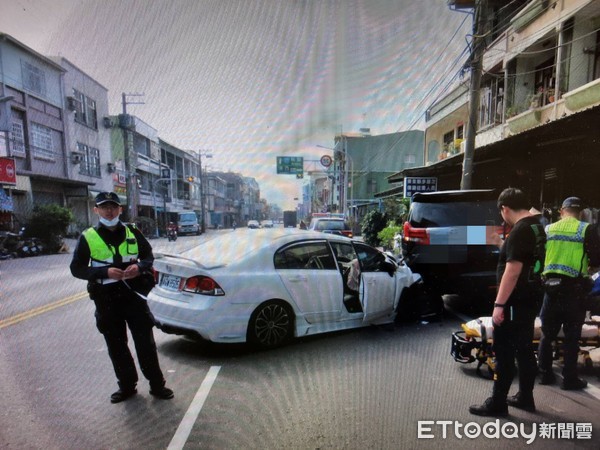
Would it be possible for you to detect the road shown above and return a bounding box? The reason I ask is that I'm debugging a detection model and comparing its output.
[1,231,599,449]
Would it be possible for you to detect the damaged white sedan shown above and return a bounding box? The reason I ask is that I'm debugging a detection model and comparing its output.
[147,228,419,348]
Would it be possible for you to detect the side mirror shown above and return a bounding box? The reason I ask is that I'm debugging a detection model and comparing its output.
[381,260,396,277]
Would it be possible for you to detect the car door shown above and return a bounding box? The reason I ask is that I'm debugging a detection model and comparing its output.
[274,240,343,323]
[353,243,396,322]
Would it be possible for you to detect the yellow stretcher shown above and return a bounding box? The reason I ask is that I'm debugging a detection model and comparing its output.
[451,316,600,378]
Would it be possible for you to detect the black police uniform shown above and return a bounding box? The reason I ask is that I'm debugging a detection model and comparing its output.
[70,220,169,401]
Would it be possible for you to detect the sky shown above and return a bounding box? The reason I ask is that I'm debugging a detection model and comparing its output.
[0,0,471,209]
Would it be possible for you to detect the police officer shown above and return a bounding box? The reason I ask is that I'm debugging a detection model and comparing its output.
[538,196,599,390]
[70,192,173,403]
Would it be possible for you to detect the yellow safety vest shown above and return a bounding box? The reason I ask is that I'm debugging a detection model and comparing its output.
[83,226,139,284]
[543,217,589,278]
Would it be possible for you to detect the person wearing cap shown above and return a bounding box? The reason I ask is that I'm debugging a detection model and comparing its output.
[537,196,600,390]
[70,192,174,403]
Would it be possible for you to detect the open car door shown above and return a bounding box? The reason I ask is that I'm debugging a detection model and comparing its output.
[353,243,396,322]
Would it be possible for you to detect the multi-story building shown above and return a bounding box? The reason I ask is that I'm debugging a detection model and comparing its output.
[391,0,600,216]
[52,57,112,232]
[329,130,424,220]
[0,34,70,228]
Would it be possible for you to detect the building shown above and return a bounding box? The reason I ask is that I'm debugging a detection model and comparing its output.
[0,33,71,229]
[329,130,424,221]
[53,57,112,232]
[391,0,600,218]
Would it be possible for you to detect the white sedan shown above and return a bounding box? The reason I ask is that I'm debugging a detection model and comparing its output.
[147,229,419,348]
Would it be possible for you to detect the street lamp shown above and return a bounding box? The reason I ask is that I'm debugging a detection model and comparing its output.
[316,144,354,217]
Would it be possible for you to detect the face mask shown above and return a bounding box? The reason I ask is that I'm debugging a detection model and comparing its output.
[99,216,120,227]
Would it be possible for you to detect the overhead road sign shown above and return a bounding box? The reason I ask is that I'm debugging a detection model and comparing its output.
[277,156,303,175]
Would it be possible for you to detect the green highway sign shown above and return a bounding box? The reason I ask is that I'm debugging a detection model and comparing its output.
[277,156,303,175]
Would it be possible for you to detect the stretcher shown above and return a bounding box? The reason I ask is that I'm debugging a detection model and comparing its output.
[451,316,600,378]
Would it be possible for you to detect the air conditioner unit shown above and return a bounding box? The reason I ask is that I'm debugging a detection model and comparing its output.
[66,96,77,112]
[103,117,113,128]
[106,162,116,173]
[71,152,83,164]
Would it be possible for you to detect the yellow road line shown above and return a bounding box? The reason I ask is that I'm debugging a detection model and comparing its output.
[0,291,88,329]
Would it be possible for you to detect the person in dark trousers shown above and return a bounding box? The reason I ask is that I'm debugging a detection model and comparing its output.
[537,196,600,390]
[470,188,545,416]
[70,192,174,404]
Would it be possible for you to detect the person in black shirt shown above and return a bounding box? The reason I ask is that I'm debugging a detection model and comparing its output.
[70,192,173,404]
[470,188,545,416]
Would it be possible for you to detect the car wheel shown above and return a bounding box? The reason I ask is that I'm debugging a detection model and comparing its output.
[247,301,294,348]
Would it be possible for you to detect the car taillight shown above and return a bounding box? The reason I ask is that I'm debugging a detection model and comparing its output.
[152,268,159,283]
[342,231,353,238]
[183,276,225,296]
[403,222,430,245]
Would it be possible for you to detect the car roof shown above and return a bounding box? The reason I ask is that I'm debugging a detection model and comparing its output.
[411,189,497,203]
[157,228,350,268]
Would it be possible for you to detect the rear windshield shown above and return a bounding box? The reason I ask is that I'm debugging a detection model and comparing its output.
[409,200,501,227]
[315,220,349,230]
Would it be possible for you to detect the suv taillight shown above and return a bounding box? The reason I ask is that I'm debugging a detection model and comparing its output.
[403,222,430,245]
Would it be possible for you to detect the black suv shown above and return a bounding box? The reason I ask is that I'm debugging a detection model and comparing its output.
[402,190,503,306]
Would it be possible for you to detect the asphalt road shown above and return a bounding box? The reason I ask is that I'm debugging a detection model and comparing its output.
[1,231,599,449]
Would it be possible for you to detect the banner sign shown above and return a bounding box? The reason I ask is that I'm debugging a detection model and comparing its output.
[404,176,437,198]
[0,157,17,185]
[277,156,303,175]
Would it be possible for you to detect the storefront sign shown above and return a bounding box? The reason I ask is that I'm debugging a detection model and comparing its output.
[0,157,17,185]
[404,176,437,198]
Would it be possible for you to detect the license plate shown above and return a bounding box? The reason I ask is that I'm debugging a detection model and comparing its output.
[160,274,182,291]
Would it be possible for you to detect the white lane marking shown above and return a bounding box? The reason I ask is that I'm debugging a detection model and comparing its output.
[168,366,221,450]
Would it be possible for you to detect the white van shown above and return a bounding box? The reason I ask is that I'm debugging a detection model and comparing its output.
[177,211,201,235]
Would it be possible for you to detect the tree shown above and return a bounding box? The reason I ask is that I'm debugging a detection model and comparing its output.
[361,210,387,247]
[25,204,73,253]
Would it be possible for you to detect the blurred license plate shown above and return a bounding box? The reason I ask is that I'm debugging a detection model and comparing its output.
[160,274,181,291]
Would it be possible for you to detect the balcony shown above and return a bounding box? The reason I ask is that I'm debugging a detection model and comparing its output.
[563,78,600,112]
[507,108,542,135]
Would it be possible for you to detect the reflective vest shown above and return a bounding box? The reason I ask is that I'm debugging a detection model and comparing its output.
[543,217,589,278]
[83,226,139,284]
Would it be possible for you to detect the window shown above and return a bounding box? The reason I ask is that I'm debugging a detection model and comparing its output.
[30,122,53,159]
[353,243,385,273]
[479,75,504,129]
[21,60,46,96]
[77,143,101,177]
[10,117,26,156]
[73,89,98,129]
[404,154,416,164]
[274,242,336,270]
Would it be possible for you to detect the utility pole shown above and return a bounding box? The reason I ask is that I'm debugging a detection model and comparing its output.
[461,0,486,190]
[197,150,212,233]
[120,92,144,221]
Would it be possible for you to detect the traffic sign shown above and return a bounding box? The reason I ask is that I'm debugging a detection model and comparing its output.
[320,155,332,168]
[276,156,303,174]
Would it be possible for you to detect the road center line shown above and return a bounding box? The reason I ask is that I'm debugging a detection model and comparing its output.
[168,365,221,450]
[0,291,88,329]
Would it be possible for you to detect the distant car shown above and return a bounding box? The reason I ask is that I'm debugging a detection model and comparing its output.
[308,217,353,238]
[261,220,274,228]
[247,220,260,229]
[147,229,419,348]
[402,189,503,306]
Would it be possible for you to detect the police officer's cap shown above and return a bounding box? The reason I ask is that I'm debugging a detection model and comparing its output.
[95,191,121,206]
[561,196,583,210]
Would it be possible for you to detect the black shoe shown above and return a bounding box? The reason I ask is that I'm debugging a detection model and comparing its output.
[469,397,508,417]
[561,378,588,390]
[506,392,536,412]
[539,372,556,385]
[110,388,137,404]
[150,386,174,400]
